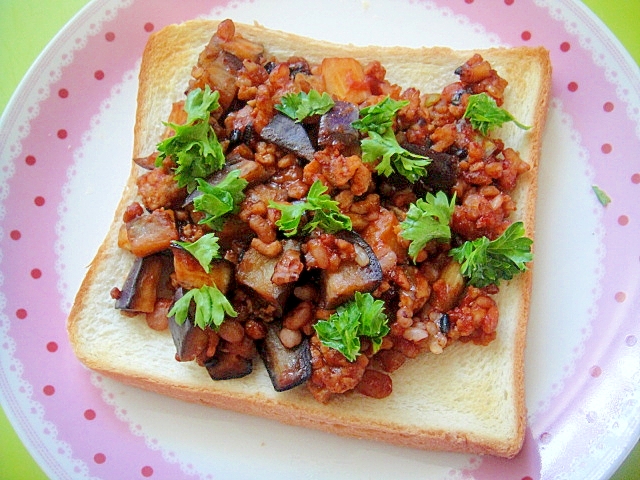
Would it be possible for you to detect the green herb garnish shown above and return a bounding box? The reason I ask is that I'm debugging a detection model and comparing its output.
[449,221,533,288]
[313,292,389,362]
[463,92,530,136]
[168,284,237,330]
[192,170,248,230]
[275,89,335,122]
[592,185,611,206]
[361,130,430,182]
[351,96,409,135]
[270,180,352,236]
[172,233,221,273]
[353,96,430,182]
[156,86,225,192]
[400,191,456,262]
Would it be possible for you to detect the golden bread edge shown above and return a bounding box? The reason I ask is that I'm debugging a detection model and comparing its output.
[67,19,552,458]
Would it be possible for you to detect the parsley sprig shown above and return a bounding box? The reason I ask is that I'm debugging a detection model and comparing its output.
[354,96,430,182]
[192,170,248,230]
[449,221,533,288]
[270,180,352,236]
[352,97,409,134]
[463,93,530,136]
[313,292,390,362]
[168,285,238,330]
[400,191,456,261]
[156,86,225,192]
[275,89,335,122]
[361,131,431,182]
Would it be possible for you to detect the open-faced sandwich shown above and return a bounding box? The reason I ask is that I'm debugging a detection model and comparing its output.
[67,19,551,458]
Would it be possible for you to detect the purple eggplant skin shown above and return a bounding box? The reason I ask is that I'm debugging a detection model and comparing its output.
[115,253,171,313]
[317,101,359,149]
[258,323,312,392]
[401,142,459,193]
[168,288,209,362]
[205,351,253,380]
[235,243,294,316]
[320,230,383,309]
[115,256,145,310]
[259,113,315,162]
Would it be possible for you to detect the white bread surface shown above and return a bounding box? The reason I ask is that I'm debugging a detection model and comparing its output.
[67,19,551,458]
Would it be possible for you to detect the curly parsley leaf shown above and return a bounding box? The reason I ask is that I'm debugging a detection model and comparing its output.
[361,130,431,182]
[352,96,430,183]
[172,233,221,273]
[352,96,409,135]
[400,191,456,261]
[449,221,533,288]
[463,93,530,136]
[270,180,352,236]
[313,292,390,362]
[168,285,237,330]
[184,85,221,123]
[304,180,352,233]
[156,86,225,192]
[269,200,309,237]
[192,170,248,230]
[275,89,335,122]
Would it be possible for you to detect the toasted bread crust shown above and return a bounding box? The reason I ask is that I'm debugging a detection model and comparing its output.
[67,19,551,458]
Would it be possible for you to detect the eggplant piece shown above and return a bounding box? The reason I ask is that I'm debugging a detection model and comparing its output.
[401,142,459,193]
[236,243,294,315]
[258,322,311,392]
[125,209,179,257]
[259,113,315,162]
[172,246,234,293]
[320,231,383,309]
[168,288,210,362]
[430,259,465,312]
[205,351,253,380]
[317,101,359,149]
[115,254,169,313]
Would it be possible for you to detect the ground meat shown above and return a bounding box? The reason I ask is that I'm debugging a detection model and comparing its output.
[137,167,186,211]
[302,232,356,272]
[448,286,500,345]
[307,335,369,403]
[239,183,287,243]
[452,188,515,240]
[271,247,304,285]
[313,146,362,189]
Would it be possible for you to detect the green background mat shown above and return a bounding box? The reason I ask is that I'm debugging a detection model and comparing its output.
[1,1,639,478]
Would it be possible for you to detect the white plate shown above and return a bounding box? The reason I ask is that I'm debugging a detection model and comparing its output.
[1,0,639,478]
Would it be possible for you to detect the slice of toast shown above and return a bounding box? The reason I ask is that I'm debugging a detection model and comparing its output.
[67,19,551,458]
